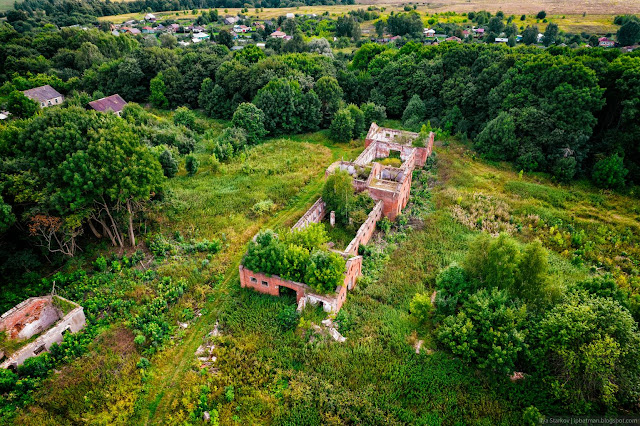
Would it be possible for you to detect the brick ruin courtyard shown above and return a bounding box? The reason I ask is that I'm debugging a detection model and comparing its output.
[238,123,435,313]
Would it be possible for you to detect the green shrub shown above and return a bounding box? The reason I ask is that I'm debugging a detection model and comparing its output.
[159,149,179,178]
[94,256,107,272]
[185,155,199,177]
[592,154,628,189]
[251,199,275,216]
[410,292,433,325]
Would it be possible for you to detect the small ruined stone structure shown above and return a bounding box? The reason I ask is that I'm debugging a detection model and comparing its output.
[239,123,434,312]
[0,295,86,369]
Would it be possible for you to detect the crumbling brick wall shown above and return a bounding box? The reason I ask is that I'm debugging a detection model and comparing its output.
[0,297,61,340]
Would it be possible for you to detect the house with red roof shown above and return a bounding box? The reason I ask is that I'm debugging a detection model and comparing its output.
[88,94,128,117]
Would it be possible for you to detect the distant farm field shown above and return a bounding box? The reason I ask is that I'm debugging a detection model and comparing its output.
[0,0,15,12]
[100,6,624,35]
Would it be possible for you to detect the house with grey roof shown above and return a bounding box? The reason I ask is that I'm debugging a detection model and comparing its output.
[88,94,128,117]
[22,85,64,108]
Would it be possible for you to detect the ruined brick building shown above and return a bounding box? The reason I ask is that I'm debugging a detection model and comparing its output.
[239,123,435,313]
[0,295,85,370]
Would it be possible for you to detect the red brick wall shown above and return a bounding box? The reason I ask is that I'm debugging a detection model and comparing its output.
[239,265,308,302]
[344,201,384,255]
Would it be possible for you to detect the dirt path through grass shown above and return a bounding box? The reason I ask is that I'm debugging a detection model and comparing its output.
[139,136,359,424]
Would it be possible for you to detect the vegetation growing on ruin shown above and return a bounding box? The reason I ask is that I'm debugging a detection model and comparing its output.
[243,224,346,293]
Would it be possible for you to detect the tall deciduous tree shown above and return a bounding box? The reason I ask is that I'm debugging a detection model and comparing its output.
[0,107,163,254]
[149,72,168,109]
[231,102,267,144]
[7,90,39,118]
[315,76,343,127]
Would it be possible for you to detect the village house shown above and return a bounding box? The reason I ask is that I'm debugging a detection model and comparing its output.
[223,16,238,25]
[167,23,180,33]
[495,37,508,43]
[239,123,435,313]
[142,26,155,34]
[192,32,210,43]
[423,28,435,37]
[270,30,287,38]
[233,24,251,33]
[473,27,485,37]
[286,12,295,19]
[23,85,64,108]
[144,13,156,22]
[446,36,462,43]
[599,37,615,47]
[88,94,127,117]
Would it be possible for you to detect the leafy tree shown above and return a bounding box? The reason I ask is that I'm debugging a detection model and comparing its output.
[487,17,505,34]
[0,195,15,233]
[514,240,552,305]
[592,154,628,189]
[158,150,178,178]
[386,12,423,37]
[185,154,199,176]
[522,25,539,44]
[159,33,177,49]
[243,230,284,275]
[617,20,640,46]
[474,111,517,161]
[217,30,234,49]
[7,90,39,118]
[361,102,387,129]
[484,233,520,290]
[322,170,354,224]
[536,11,546,20]
[283,31,307,53]
[533,292,640,412]
[335,15,361,40]
[346,104,365,138]
[281,244,310,283]
[234,44,265,64]
[330,108,355,143]
[231,103,267,145]
[351,43,387,71]
[374,19,385,37]
[304,250,345,293]
[173,106,196,129]
[402,94,426,130]
[543,22,559,46]
[436,288,528,376]
[315,76,343,127]
[283,223,329,251]
[307,38,333,57]
[1,107,163,252]
[199,78,225,118]
[149,72,168,109]
[436,264,474,297]
[552,156,577,182]
[253,78,320,135]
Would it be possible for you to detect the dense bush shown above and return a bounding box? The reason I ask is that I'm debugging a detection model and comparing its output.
[243,226,344,294]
